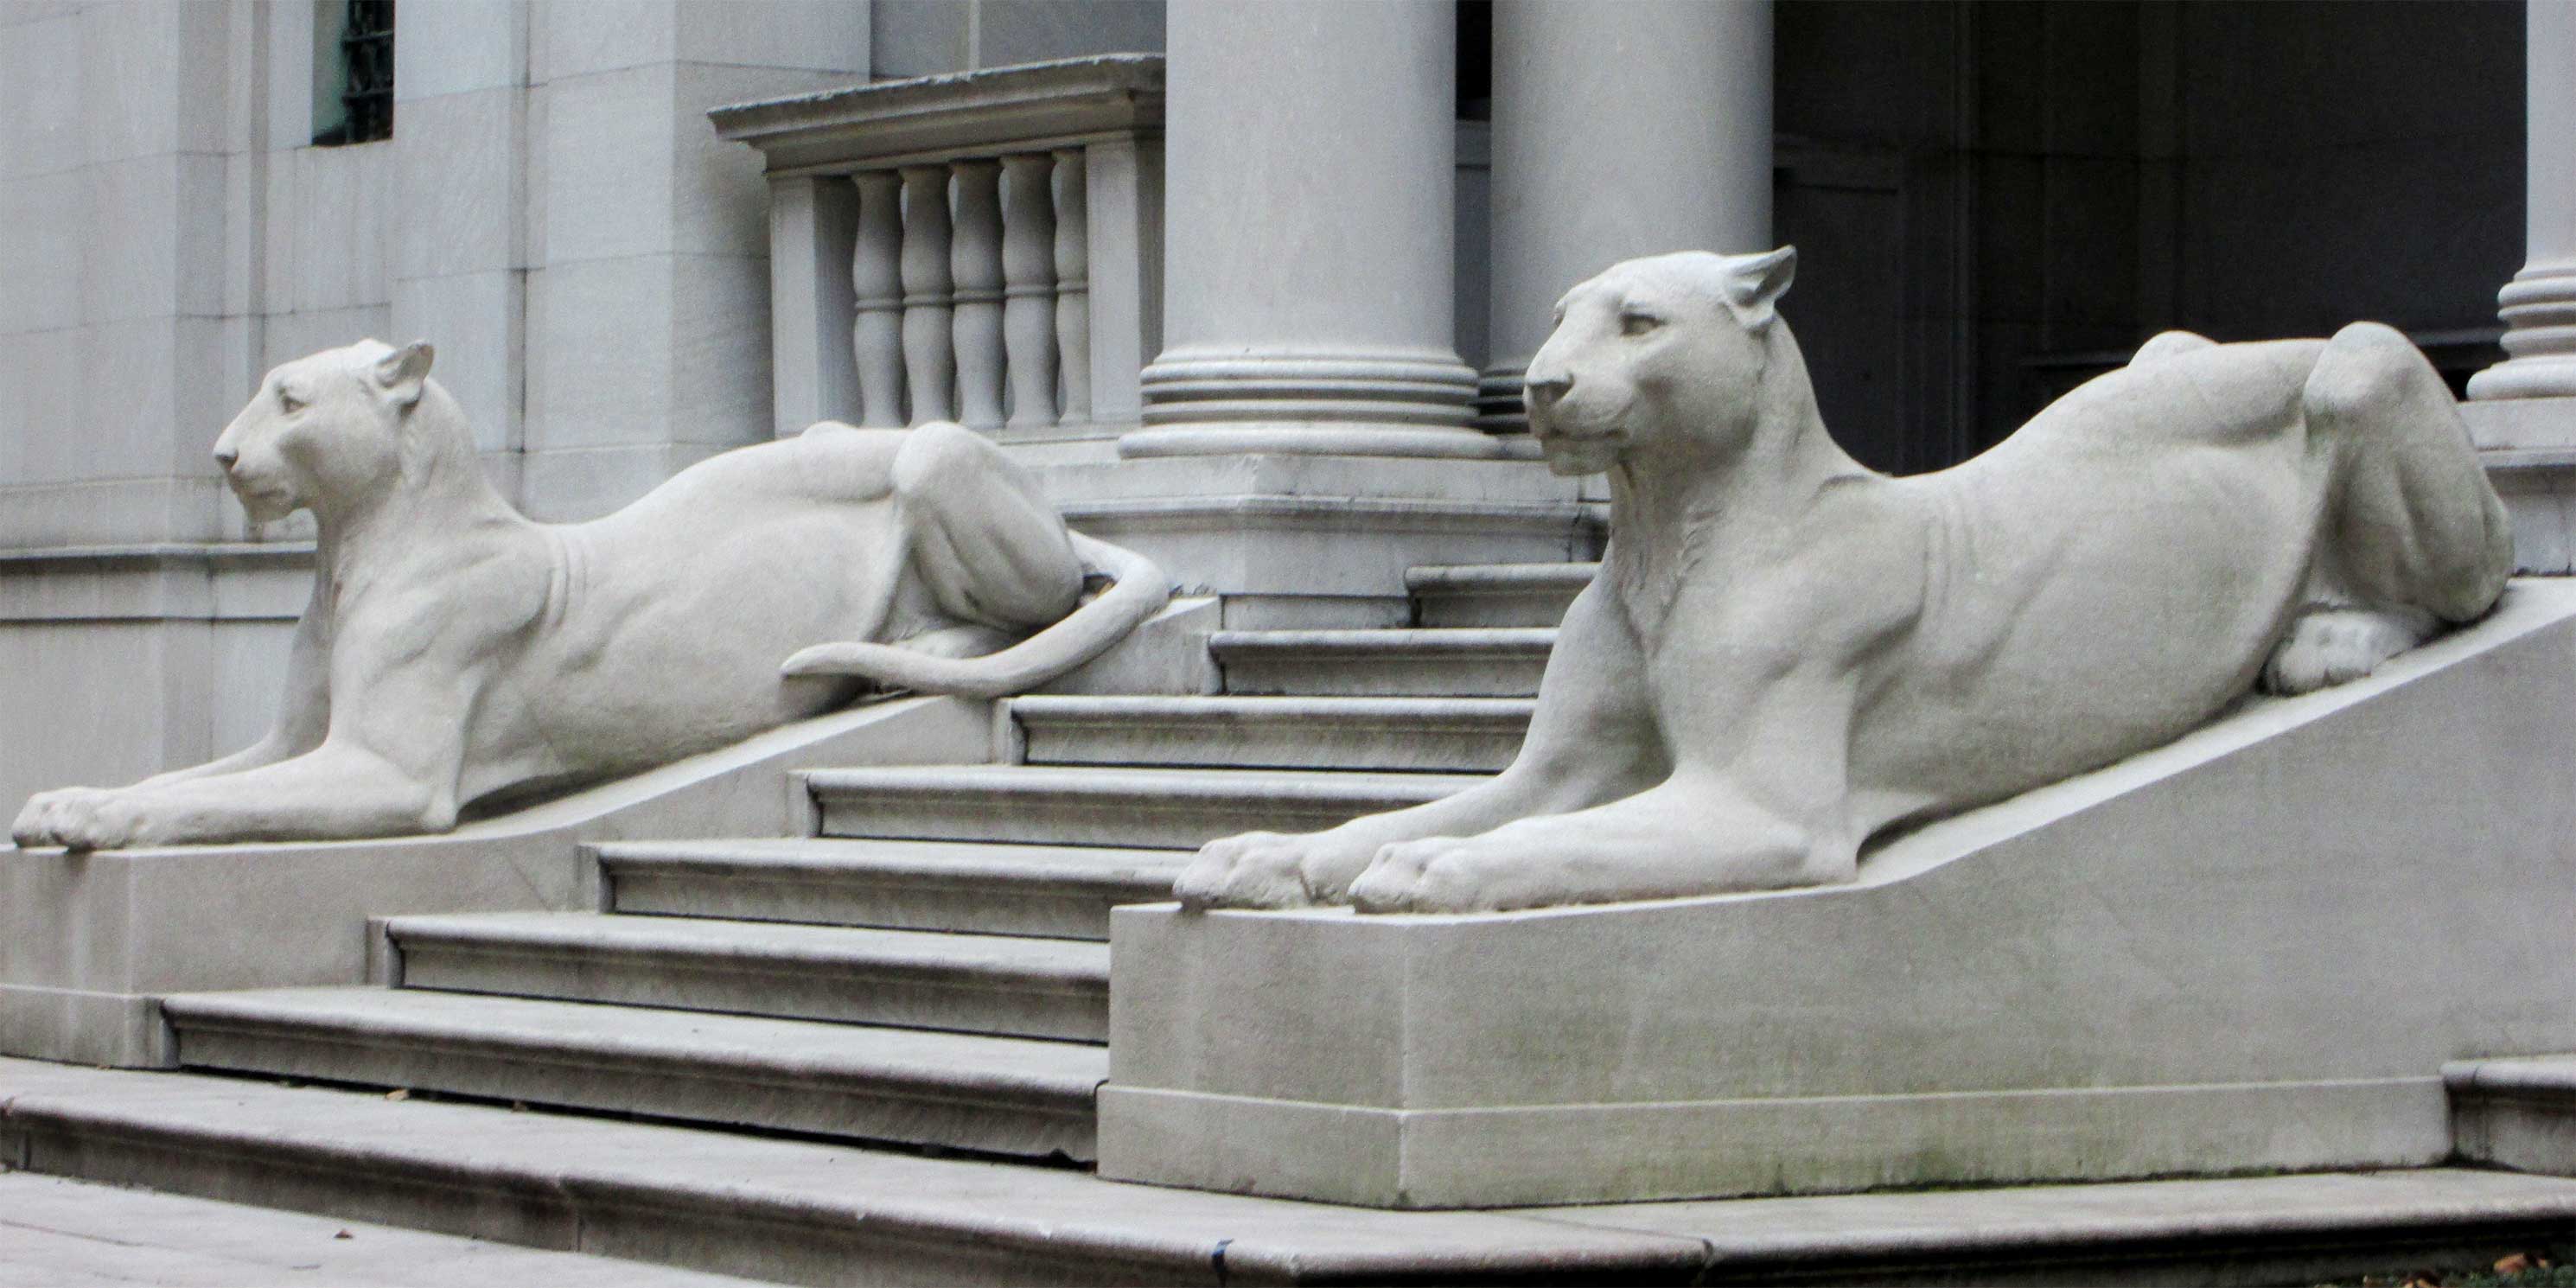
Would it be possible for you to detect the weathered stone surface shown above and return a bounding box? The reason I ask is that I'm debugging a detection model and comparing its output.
[10,343,1167,850]
[0,694,989,1067]
[0,1170,767,1288]
[1107,579,2576,1205]
[13,1058,2576,1286]
[1181,251,2514,914]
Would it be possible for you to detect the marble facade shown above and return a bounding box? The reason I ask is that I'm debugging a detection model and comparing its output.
[0,1,2539,809]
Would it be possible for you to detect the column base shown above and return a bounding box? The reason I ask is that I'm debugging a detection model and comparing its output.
[2470,359,2576,401]
[2469,265,2576,400]
[1130,348,1486,458]
[1119,424,1517,459]
[1035,451,1602,603]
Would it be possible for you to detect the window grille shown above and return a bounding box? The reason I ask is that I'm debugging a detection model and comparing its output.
[314,0,393,146]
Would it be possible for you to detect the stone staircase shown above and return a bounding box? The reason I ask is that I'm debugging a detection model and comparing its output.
[25,557,2576,1283]
[144,561,1592,1192]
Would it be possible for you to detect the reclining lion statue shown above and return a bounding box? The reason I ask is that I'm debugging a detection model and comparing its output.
[1178,247,2513,914]
[12,340,1167,851]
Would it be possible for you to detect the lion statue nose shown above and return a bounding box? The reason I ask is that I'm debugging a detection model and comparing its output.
[1526,373,1574,410]
[213,446,239,471]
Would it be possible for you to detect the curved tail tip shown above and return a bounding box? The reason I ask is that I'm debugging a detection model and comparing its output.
[780,643,868,677]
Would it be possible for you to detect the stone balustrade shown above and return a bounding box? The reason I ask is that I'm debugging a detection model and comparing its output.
[712,57,1164,443]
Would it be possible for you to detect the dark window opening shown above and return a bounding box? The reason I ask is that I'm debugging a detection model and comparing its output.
[1457,0,1491,121]
[313,0,393,146]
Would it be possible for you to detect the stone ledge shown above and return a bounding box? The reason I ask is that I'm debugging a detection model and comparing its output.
[0,540,314,622]
[711,55,1164,175]
[0,540,314,568]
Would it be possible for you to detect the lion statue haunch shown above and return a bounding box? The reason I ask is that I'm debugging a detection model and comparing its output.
[11,340,1169,851]
[1177,247,2513,915]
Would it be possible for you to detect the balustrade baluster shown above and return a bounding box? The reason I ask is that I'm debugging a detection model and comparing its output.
[850,171,908,428]
[897,165,956,424]
[1000,154,1060,429]
[1052,147,1092,424]
[949,159,1007,430]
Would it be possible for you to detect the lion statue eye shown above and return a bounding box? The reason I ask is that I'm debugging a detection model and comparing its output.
[1620,311,1662,336]
[279,390,305,414]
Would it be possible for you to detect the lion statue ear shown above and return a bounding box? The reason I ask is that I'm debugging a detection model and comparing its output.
[1720,246,1796,332]
[375,341,436,409]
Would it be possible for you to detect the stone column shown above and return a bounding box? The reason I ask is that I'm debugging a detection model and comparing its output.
[2461,2,2576,574]
[2471,2,2576,402]
[1482,0,1772,430]
[1120,0,1489,459]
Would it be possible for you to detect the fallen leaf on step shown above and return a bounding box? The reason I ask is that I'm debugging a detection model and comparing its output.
[385,1088,409,1101]
[2496,1253,2533,1274]
[334,1230,353,1240]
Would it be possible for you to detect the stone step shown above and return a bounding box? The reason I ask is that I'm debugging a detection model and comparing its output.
[1406,561,1598,628]
[1208,627,1557,697]
[1007,695,1533,772]
[16,1057,2576,1288]
[593,837,1183,940]
[161,986,1105,1161]
[0,1170,769,1288]
[386,912,1110,1043]
[804,765,1480,849]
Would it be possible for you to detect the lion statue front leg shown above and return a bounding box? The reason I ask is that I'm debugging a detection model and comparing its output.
[1347,660,1865,913]
[1346,775,1832,914]
[1176,582,1669,909]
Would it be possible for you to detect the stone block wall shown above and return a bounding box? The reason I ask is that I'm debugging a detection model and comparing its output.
[0,0,869,811]
[0,1,363,812]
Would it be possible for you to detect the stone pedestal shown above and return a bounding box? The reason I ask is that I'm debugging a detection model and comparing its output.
[1482,0,1773,430]
[1120,0,1488,460]
[2464,399,2576,575]
[1101,582,2576,1208]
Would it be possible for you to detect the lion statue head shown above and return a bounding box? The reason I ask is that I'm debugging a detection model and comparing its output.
[1523,247,1801,477]
[212,339,452,523]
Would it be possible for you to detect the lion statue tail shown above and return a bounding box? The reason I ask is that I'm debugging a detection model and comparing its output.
[778,533,1172,699]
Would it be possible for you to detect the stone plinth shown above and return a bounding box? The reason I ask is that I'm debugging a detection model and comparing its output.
[1101,580,2576,1208]
[2466,399,2576,575]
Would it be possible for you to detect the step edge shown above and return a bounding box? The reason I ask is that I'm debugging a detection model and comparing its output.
[599,857,1183,896]
[164,1007,1105,1106]
[382,931,1113,992]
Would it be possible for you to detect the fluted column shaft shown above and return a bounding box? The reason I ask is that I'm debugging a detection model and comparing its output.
[2472,2,2576,400]
[1123,0,1489,459]
[1482,0,1772,430]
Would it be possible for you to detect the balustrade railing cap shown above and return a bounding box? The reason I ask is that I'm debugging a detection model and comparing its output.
[711,54,1165,175]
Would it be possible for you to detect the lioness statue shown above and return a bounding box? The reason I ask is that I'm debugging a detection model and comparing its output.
[1177,248,2513,914]
[12,340,1168,851]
